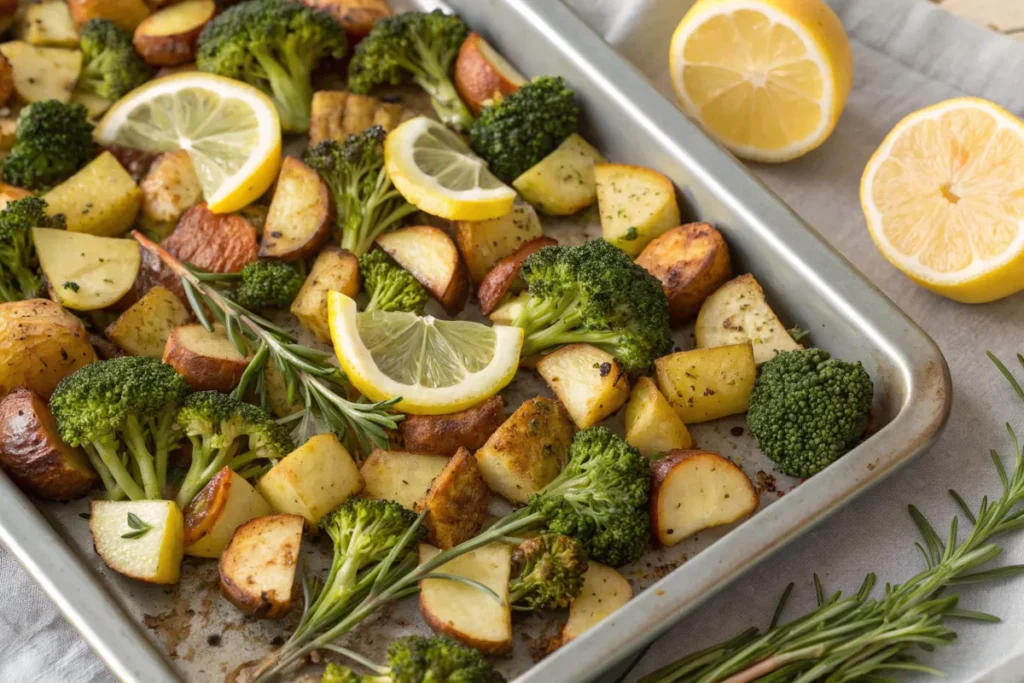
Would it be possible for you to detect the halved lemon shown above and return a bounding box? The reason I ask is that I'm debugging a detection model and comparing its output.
[861,97,1024,303]
[669,0,853,162]
[328,291,523,415]
[94,72,281,214]
[384,116,516,221]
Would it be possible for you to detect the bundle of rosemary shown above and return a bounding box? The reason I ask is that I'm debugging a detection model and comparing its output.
[639,352,1024,683]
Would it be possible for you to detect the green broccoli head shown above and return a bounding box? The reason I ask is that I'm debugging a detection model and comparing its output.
[747,348,874,478]
[348,10,472,131]
[196,0,347,133]
[470,76,579,183]
[513,239,671,374]
[358,249,427,314]
[320,635,505,683]
[528,426,651,567]
[2,100,95,192]
[509,533,588,610]
[304,127,415,255]
[50,357,189,500]
[79,19,151,101]
[321,664,366,683]
[0,196,63,302]
[232,260,303,311]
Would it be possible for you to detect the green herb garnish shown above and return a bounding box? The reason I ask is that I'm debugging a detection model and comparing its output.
[121,512,152,540]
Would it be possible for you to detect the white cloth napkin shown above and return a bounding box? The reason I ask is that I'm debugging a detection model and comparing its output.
[5,1,1024,681]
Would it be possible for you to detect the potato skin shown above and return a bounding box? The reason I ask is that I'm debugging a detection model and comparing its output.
[68,0,150,32]
[454,33,522,116]
[415,447,489,549]
[0,388,98,500]
[477,236,556,316]
[132,0,215,66]
[137,150,203,240]
[398,396,504,457]
[301,0,391,38]
[162,324,250,392]
[162,202,258,273]
[0,53,13,107]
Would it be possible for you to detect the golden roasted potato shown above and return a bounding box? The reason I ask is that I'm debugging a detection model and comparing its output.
[0,299,97,399]
[654,343,756,423]
[398,395,504,457]
[183,467,272,558]
[0,41,81,103]
[0,387,98,500]
[595,163,680,257]
[35,228,142,310]
[219,513,304,618]
[360,450,449,510]
[132,0,214,66]
[260,156,334,261]
[137,150,204,241]
[68,0,150,32]
[561,563,632,644]
[477,235,556,316]
[162,202,259,273]
[536,344,630,428]
[105,285,191,357]
[0,181,32,208]
[455,199,543,285]
[624,376,693,458]
[90,499,183,584]
[43,151,141,236]
[301,0,390,39]
[376,225,470,315]
[69,89,112,119]
[290,245,360,343]
[636,223,731,324]
[308,90,405,146]
[20,0,80,47]
[513,134,605,216]
[475,397,574,504]
[415,448,488,549]
[162,323,251,392]
[454,32,525,116]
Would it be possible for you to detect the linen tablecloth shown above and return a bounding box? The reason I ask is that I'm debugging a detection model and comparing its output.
[4,0,1024,680]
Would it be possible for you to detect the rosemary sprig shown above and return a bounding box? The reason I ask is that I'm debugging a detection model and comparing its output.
[640,352,1024,683]
[131,232,403,454]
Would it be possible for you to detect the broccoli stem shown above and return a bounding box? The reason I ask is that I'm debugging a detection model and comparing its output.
[342,168,417,256]
[83,444,125,501]
[407,33,473,132]
[91,439,146,501]
[175,436,238,508]
[252,47,312,133]
[123,414,162,499]
[152,410,177,496]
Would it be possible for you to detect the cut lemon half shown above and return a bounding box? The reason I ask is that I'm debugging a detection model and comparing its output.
[669,0,853,162]
[94,72,281,214]
[328,291,523,415]
[861,98,1024,303]
[384,116,515,221]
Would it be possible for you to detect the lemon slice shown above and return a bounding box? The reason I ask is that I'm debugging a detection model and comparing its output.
[669,0,853,162]
[384,116,516,221]
[328,291,522,415]
[861,97,1024,303]
[94,72,281,214]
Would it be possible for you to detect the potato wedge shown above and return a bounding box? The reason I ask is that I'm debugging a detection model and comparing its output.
[0,57,11,108]
[0,41,81,103]
[301,0,391,39]
[20,0,80,47]
[595,163,680,257]
[219,513,303,618]
[162,202,259,273]
[455,199,543,285]
[419,542,512,654]
[513,134,604,216]
[0,299,97,398]
[650,450,758,546]
[162,323,251,392]
[257,434,363,528]
[132,0,214,66]
[477,235,556,316]
[0,387,98,500]
[654,343,756,423]
[137,150,203,241]
[415,448,488,549]
[43,151,142,236]
[536,344,630,429]
[105,285,191,357]
[290,245,360,343]
[360,450,449,510]
[475,397,574,504]
[695,273,802,365]
[90,499,184,584]
[624,376,694,458]
[636,223,731,324]
[0,182,32,209]
[308,90,406,146]
[70,89,112,119]
[398,395,504,457]
[454,32,525,116]
[69,0,150,32]
[34,228,141,310]
[561,563,632,645]
[183,467,273,558]
[376,225,470,315]
[260,156,334,261]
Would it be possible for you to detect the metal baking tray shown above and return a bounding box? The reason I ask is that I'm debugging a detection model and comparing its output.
[0,0,951,681]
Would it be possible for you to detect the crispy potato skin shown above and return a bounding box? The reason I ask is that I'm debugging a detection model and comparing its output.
[415,447,489,549]
[219,513,303,618]
[376,225,470,315]
[162,324,250,392]
[301,0,390,38]
[454,33,523,116]
[477,236,557,316]
[138,150,203,240]
[131,243,188,305]
[68,0,150,32]
[103,143,159,184]
[635,222,731,324]
[0,388,98,500]
[132,0,215,66]
[398,396,504,457]
[0,53,13,107]
[163,202,259,273]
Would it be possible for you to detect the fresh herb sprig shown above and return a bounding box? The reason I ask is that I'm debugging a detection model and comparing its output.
[639,353,1024,683]
[132,232,402,454]
[121,512,152,539]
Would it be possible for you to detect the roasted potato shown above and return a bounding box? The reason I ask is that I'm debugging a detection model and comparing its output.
[68,0,150,32]
[560,562,632,645]
[90,499,184,584]
[162,323,251,392]
[475,397,574,504]
[454,32,524,115]
[0,57,11,108]
[636,223,731,324]
[536,344,631,428]
[0,299,97,398]
[131,241,187,304]
[0,41,81,103]
[360,450,449,510]
[455,199,543,285]
[301,0,391,39]
[105,285,191,357]
[595,162,681,257]
[103,143,159,183]
[162,202,259,273]
[513,134,605,216]
[415,448,489,549]
[43,151,142,236]
[20,0,80,47]
[219,513,304,618]
[477,235,556,316]
[398,396,504,457]
[624,376,694,458]
[695,273,801,365]
[137,150,204,240]
[290,245,360,343]
[0,182,32,209]
[376,225,470,315]
[0,387,98,500]
[308,90,406,146]
[260,156,334,261]
[35,228,141,310]
[132,0,214,66]
[183,467,272,558]
[654,343,756,423]
[69,89,112,118]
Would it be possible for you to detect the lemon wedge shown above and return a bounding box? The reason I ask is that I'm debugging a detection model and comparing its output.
[94,72,281,214]
[384,116,515,221]
[328,291,523,415]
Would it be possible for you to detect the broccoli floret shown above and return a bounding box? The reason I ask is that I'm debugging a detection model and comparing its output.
[2,100,95,192]
[348,10,472,131]
[304,127,416,256]
[196,0,347,133]
[747,348,874,478]
[50,357,189,501]
[470,76,579,183]
[79,19,151,101]
[175,391,293,507]
[358,250,427,314]
[509,239,671,374]
[232,260,303,311]
[509,533,587,610]
[323,665,366,683]
[0,196,63,302]
[322,635,506,683]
